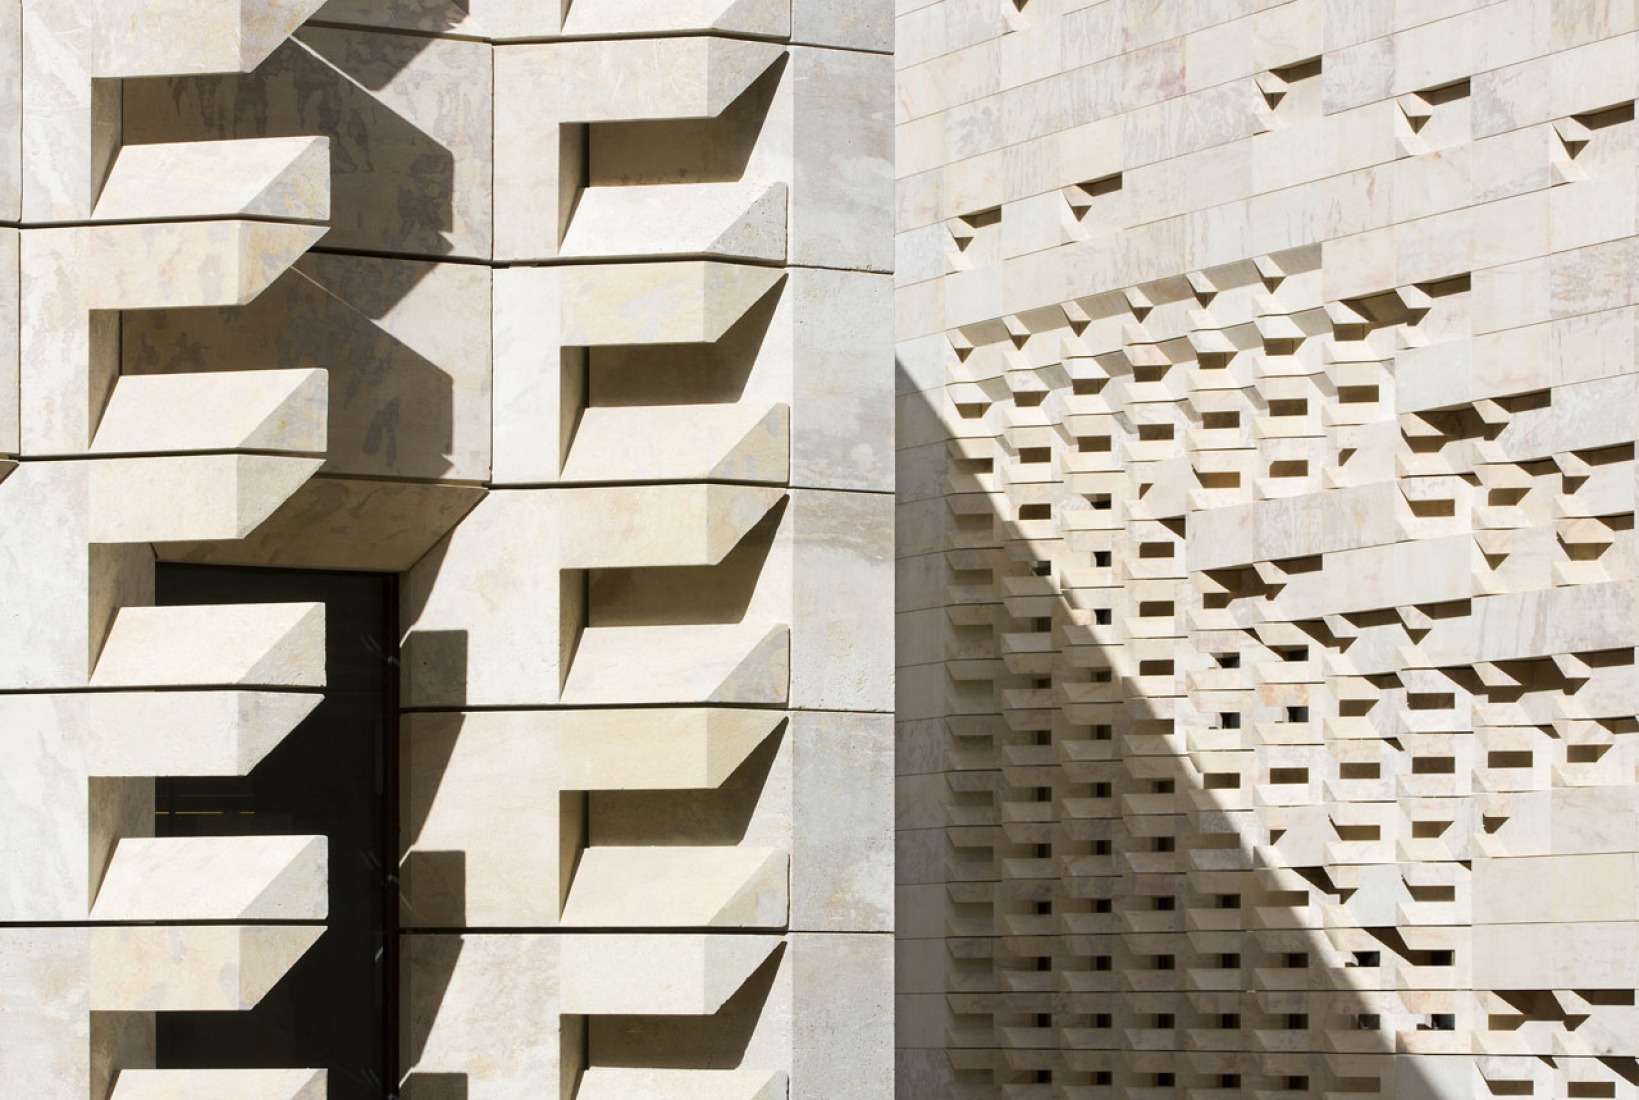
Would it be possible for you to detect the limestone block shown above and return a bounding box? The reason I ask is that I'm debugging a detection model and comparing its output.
[495,266,888,491]
[123,254,492,482]
[90,924,324,1011]
[561,262,785,346]
[552,38,786,123]
[401,934,563,1100]
[91,602,324,689]
[88,690,321,776]
[93,137,330,223]
[156,478,484,573]
[0,2,18,221]
[0,694,150,920]
[20,0,120,221]
[400,490,562,707]
[789,489,894,712]
[403,488,793,708]
[20,221,325,455]
[559,934,783,1014]
[0,463,152,689]
[0,927,143,1100]
[577,1069,787,1100]
[0,228,18,455]
[789,47,893,272]
[88,455,324,543]
[789,933,893,1100]
[791,711,893,933]
[91,369,328,456]
[560,0,789,38]
[792,0,891,51]
[91,0,326,77]
[559,846,789,928]
[400,709,792,928]
[557,708,784,790]
[110,1069,326,1100]
[560,181,788,263]
[557,484,785,568]
[560,623,791,706]
[561,405,790,485]
[123,27,492,259]
[91,834,327,921]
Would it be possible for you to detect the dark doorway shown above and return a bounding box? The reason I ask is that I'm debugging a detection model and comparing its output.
[152,564,396,1100]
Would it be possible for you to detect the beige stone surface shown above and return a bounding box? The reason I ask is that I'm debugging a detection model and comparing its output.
[93,137,330,223]
[559,933,782,1014]
[560,846,789,928]
[894,0,1639,1093]
[122,253,492,482]
[91,0,327,77]
[88,454,323,543]
[122,27,492,259]
[110,1069,326,1100]
[91,924,323,1011]
[91,369,328,456]
[91,602,324,689]
[91,835,326,921]
[88,690,321,776]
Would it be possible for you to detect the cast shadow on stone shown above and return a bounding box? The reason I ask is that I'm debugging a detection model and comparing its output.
[587,498,787,629]
[590,719,787,847]
[590,276,786,409]
[122,30,463,260]
[589,944,785,1071]
[583,53,787,189]
[400,934,466,1093]
[894,360,1455,1098]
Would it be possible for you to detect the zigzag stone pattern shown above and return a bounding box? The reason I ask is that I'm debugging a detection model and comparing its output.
[895,2,1639,1098]
[0,0,894,1098]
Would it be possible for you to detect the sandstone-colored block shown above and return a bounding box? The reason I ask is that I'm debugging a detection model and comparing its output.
[92,137,330,223]
[91,602,325,689]
[110,1069,326,1100]
[88,454,323,543]
[90,924,323,1011]
[91,834,327,921]
[88,690,320,776]
[560,933,782,1015]
[91,0,326,77]
[560,846,789,928]
[91,369,328,457]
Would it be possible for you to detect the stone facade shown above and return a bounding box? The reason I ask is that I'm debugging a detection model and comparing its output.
[0,2,893,1098]
[896,1,1639,1098]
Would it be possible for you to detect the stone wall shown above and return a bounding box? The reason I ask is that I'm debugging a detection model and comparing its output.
[0,2,895,1097]
[896,1,1639,1096]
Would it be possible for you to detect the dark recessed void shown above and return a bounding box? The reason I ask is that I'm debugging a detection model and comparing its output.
[153,564,395,1100]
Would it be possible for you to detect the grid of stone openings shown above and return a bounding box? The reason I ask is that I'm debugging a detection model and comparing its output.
[895,2,1639,1098]
[0,0,896,1098]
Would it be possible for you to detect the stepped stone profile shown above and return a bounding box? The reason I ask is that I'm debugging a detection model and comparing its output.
[896,1,1639,1098]
[0,1,892,1098]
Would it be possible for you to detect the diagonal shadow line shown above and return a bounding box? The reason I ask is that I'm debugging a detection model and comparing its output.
[893,357,1463,1098]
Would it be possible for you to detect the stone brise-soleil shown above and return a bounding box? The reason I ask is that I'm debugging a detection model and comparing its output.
[895,2,1639,1097]
[0,1,894,1098]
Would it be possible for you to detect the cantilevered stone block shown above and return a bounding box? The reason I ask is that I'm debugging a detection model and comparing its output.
[91,602,324,689]
[110,1069,326,1100]
[559,847,789,928]
[91,369,328,457]
[88,455,324,543]
[93,137,331,224]
[560,181,788,263]
[90,924,324,1011]
[560,0,789,38]
[88,691,321,776]
[91,835,327,921]
[552,37,785,123]
[91,0,328,77]
[20,221,326,455]
[559,934,782,1014]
